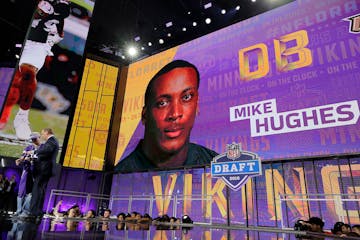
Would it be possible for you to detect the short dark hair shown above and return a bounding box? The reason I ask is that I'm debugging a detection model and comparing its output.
[332,221,344,234]
[43,128,53,134]
[144,60,200,107]
[308,217,324,228]
[352,224,360,230]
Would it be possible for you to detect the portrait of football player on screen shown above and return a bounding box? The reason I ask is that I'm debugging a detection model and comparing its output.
[115,60,218,173]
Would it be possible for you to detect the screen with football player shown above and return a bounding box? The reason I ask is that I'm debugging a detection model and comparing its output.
[0,0,95,159]
[114,0,360,173]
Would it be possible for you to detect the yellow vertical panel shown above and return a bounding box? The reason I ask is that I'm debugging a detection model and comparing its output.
[88,130,108,170]
[72,66,87,127]
[72,95,82,127]
[85,60,103,91]
[85,62,117,170]
[102,65,118,95]
[84,71,105,169]
[85,127,95,169]
[95,95,113,131]
[63,126,77,166]
[66,127,91,168]
[82,59,91,82]
[62,59,89,167]
[64,59,118,170]
[78,91,98,127]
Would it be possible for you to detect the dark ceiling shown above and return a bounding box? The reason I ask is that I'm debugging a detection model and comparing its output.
[0,0,294,65]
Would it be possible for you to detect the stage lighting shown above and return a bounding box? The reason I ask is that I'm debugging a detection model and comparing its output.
[166,21,173,27]
[182,27,187,31]
[235,5,240,11]
[141,46,145,50]
[148,42,152,46]
[192,21,197,27]
[205,18,211,24]
[127,46,138,57]
[204,2,212,9]
[167,33,171,37]
[134,36,140,41]
[159,39,164,44]
[221,9,226,14]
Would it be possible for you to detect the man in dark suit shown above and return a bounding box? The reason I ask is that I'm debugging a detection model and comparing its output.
[26,128,59,219]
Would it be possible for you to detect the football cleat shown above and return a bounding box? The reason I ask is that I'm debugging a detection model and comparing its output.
[14,111,32,140]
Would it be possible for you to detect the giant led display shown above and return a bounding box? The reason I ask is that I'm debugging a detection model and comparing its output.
[114,0,360,172]
[0,68,14,122]
[0,0,95,159]
[63,59,118,170]
[111,158,360,228]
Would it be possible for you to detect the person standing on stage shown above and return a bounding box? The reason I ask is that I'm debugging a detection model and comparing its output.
[13,132,41,216]
[21,128,59,219]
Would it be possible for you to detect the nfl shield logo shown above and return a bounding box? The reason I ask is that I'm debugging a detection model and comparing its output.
[227,143,241,160]
[211,142,262,191]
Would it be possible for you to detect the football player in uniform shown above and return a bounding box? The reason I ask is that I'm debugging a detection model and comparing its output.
[0,0,70,140]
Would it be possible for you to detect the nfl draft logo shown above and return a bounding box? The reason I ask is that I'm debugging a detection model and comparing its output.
[211,143,262,191]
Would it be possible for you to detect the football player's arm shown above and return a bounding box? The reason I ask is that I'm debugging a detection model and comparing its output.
[55,0,71,37]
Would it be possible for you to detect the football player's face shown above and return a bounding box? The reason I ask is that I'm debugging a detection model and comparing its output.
[142,67,198,153]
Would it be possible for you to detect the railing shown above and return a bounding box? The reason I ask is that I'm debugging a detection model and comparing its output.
[45,189,110,215]
[109,194,213,223]
[45,190,214,224]
[279,193,360,229]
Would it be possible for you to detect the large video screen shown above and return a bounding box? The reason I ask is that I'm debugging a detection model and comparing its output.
[63,59,118,170]
[0,0,95,159]
[111,158,360,228]
[114,0,360,173]
[0,68,14,116]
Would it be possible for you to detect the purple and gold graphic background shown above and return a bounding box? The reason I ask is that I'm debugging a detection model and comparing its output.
[0,68,14,110]
[118,0,360,163]
[111,158,360,228]
[111,0,360,229]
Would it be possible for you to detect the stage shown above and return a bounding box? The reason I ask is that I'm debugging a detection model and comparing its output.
[0,213,346,240]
